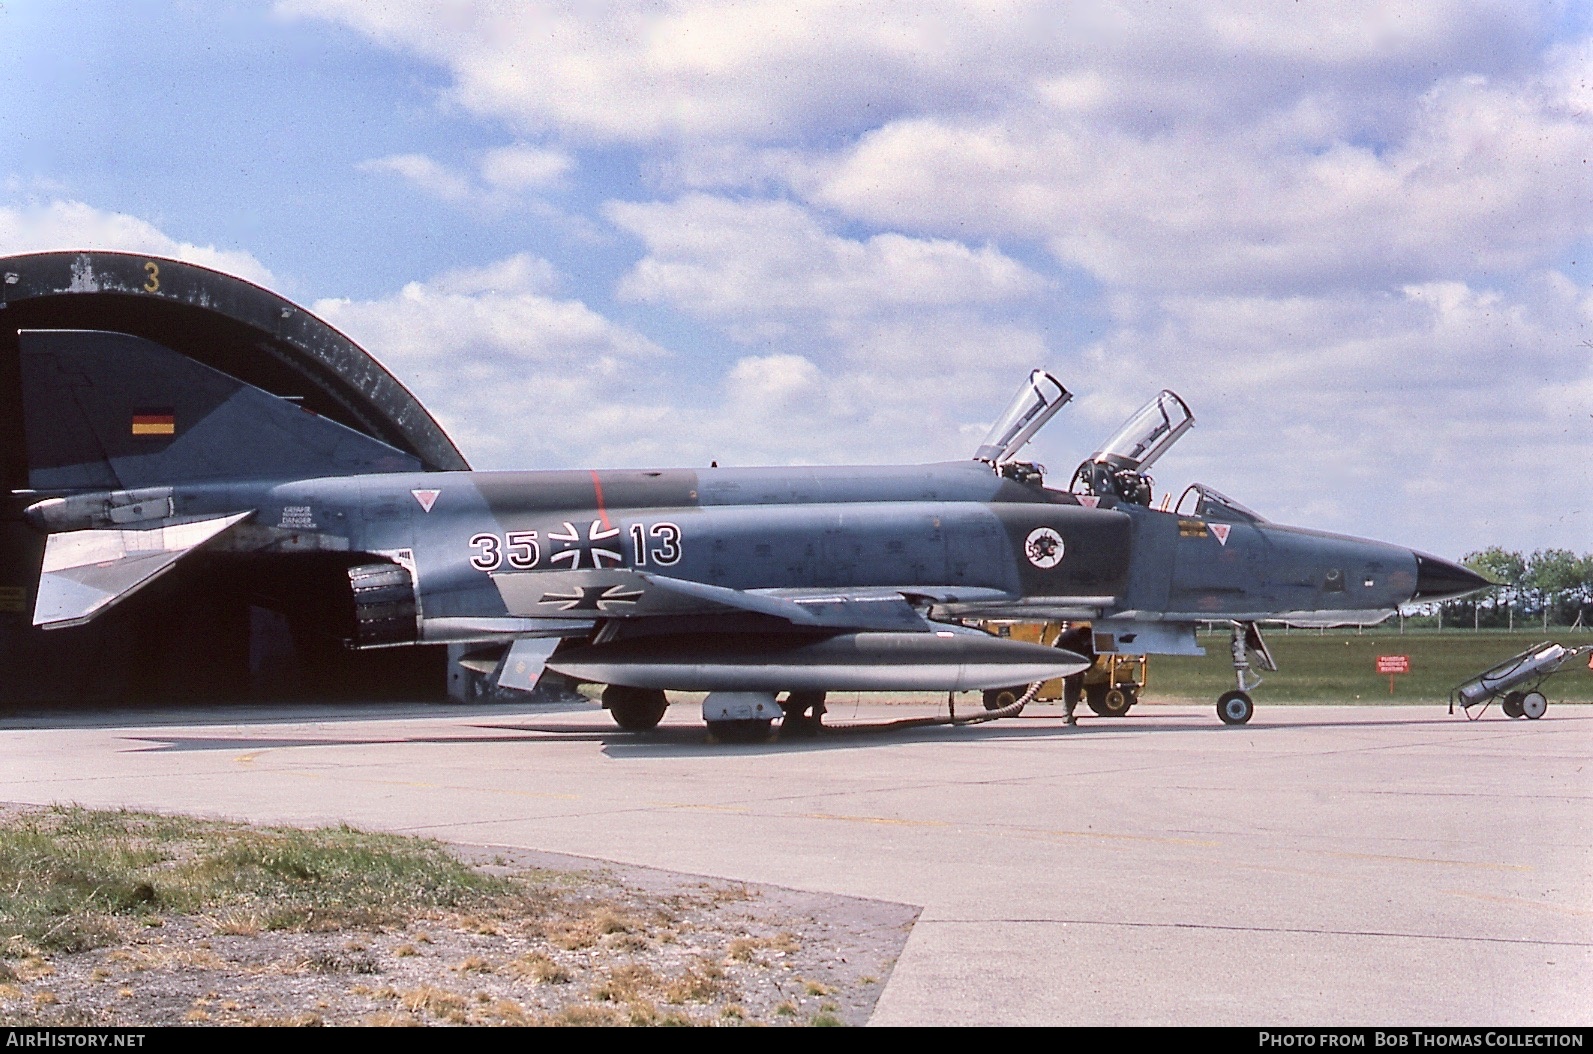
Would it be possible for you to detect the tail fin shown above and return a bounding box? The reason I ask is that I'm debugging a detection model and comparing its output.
[19,329,420,490]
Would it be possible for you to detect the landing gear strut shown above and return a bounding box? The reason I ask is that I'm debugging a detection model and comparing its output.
[1217,621,1275,726]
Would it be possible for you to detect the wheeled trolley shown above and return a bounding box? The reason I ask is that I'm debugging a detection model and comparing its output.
[979,621,1147,717]
[1449,641,1591,720]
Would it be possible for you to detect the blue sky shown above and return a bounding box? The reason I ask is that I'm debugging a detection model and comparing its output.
[2,0,1590,560]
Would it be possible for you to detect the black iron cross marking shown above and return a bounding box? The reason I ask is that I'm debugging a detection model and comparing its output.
[548,520,624,570]
[537,584,644,612]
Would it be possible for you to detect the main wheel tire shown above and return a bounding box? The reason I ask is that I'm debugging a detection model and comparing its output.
[603,685,669,731]
[1100,687,1132,717]
[983,686,1022,711]
[1521,690,1548,720]
[708,719,772,743]
[1217,689,1254,725]
[1502,691,1525,718]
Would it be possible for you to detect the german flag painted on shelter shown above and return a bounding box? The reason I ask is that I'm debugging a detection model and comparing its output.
[131,408,176,436]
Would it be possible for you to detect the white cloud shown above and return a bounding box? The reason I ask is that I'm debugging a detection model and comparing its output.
[0,199,275,286]
[310,257,670,469]
[358,145,575,205]
[1048,275,1593,556]
[275,1,1589,556]
[593,194,1060,464]
[809,48,1593,295]
[480,144,573,191]
[606,194,1044,335]
[281,1,1548,144]
[357,153,474,202]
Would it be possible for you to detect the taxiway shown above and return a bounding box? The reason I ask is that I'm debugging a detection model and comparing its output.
[0,700,1587,1025]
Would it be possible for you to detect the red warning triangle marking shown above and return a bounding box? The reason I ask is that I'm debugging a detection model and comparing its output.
[411,489,440,513]
[1210,523,1231,545]
[1078,495,1100,508]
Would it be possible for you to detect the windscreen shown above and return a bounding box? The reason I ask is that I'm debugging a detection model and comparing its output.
[1090,390,1193,470]
[973,370,1071,463]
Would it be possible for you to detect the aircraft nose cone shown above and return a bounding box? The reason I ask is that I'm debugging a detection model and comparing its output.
[1411,553,1492,601]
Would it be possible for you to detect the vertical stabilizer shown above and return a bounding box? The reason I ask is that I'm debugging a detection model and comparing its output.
[19,329,421,490]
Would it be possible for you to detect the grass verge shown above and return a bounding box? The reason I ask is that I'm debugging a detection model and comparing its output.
[1150,628,1593,704]
[0,806,902,1026]
[0,807,511,958]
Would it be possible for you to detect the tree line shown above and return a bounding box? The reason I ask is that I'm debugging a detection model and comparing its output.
[1440,547,1593,630]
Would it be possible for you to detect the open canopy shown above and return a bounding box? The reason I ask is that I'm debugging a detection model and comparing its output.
[1088,389,1193,471]
[973,369,1072,464]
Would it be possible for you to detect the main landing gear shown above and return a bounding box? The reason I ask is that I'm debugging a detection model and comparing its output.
[603,685,669,731]
[604,686,830,741]
[1217,621,1275,726]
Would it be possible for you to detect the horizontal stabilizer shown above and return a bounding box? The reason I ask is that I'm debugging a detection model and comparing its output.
[34,512,251,629]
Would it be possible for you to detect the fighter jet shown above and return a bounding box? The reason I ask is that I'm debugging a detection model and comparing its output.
[17,330,1487,735]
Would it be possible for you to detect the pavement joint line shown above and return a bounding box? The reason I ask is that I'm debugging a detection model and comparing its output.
[918,917,1593,948]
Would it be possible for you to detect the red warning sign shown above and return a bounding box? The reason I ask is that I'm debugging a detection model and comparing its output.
[1377,655,1410,674]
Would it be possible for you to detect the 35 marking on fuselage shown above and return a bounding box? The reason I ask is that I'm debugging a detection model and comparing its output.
[472,519,682,573]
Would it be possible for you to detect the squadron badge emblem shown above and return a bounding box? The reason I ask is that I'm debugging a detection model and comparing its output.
[1024,527,1065,569]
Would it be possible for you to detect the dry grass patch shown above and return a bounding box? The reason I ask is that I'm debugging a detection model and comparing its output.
[0,807,908,1026]
[665,958,733,1004]
[503,952,571,985]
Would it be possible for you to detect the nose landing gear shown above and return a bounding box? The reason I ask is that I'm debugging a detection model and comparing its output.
[1217,621,1275,726]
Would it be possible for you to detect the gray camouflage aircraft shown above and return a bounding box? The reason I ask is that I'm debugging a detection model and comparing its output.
[19,329,1487,735]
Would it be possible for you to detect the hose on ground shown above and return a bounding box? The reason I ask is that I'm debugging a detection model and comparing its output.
[825,679,1045,735]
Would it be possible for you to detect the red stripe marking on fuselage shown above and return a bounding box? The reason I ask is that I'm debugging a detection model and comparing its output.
[590,470,611,531]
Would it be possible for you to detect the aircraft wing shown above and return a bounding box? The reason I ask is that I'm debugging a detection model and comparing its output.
[33,512,252,629]
[490,568,949,632]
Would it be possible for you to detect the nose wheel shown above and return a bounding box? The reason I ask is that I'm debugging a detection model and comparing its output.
[1216,621,1273,725]
[1217,689,1254,725]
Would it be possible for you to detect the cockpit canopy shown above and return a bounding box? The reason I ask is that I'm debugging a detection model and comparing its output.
[973,369,1071,465]
[1089,390,1194,472]
[1071,390,1195,506]
[1175,482,1265,523]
